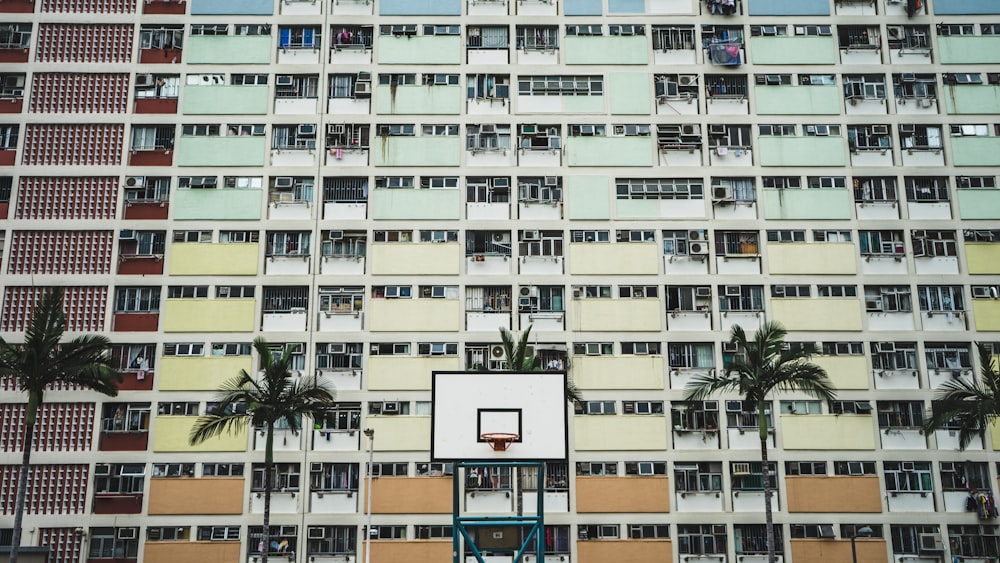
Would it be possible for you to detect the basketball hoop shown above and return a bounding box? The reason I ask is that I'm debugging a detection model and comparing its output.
[481,432,519,452]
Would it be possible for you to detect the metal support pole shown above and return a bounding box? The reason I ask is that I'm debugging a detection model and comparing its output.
[363,429,375,563]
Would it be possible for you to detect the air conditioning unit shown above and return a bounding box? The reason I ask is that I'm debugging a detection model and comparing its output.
[310,462,324,473]
[877,342,896,353]
[94,465,111,476]
[689,242,709,255]
[125,176,144,188]
[919,533,944,552]
[119,229,136,240]
[732,462,751,475]
[328,343,346,354]
[696,287,712,298]
[688,230,706,241]
[544,176,558,186]
[709,124,727,136]
[871,125,889,135]
[480,124,496,134]
[298,124,316,136]
[681,124,699,136]
[973,286,992,298]
[117,529,137,540]
[520,286,539,298]
[725,285,742,297]
[703,401,718,412]
[773,286,786,297]
[274,177,294,190]
[901,462,915,471]
[490,344,506,359]
[492,177,510,189]
[722,342,739,353]
[900,123,916,133]
[354,81,371,97]
[887,26,904,40]
[135,73,155,87]
[521,124,537,135]
[712,185,734,202]
[326,230,345,241]
[523,230,541,240]
[382,401,401,414]
[328,124,345,135]
[308,528,326,540]
[276,75,294,86]
[678,74,698,87]
[726,400,743,413]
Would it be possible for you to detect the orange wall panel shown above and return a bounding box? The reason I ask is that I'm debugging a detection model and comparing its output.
[368,477,452,514]
[575,476,670,513]
[147,478,244,515]
[785,476,882,513]
[578,539,672,563]
[790,539,888,563]
[365,540,451,563]
[144,541,240,563]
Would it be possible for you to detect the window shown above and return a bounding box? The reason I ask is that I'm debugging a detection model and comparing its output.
[941,461,989,491]
[376,124,414,137]
[786,461,827,476]
[899,124,943,150]
[415,462,453,477]
[332,26,373,49]
[766,230,805,243]
[872,342,918,371]
[858,230,904,256]
[272,125,317,150]
[821,341,863,356]
[516,26,559,50]
[893,72,937,100]
[369,343,410,356]
[791,525,836,539]
[417,342,459,356]
[181,124,220,137]
[566,24,603,36]
[956,176,996,189]
[925,344,971,372]
[905,177,949,202]
[156,402,198,416]
[578,525,619,540]
[834,461,876,476]
[854,176,897,203]
[571,230,610,243]
[771,285,810,298]
[130,125,174,151]
[573,285,612,298]
[625,462,667,476]
[163,343,204,356]
[576,462,617,476]
[467,73,510,100]
[884,461,933,493]
[266,232,310,257]
[864,286,912,313]
[203,463,244,477]
[467,26,508,49]
[912,230,957,258]
[839,25,881,49]
[167,285,208,299]
[569,123,605,137]
[251,463,301,491]
[948,525,999,559]
[751,25,789,36]
[652,25,695,50]
[877,401,923,428]
[262,287,309,313]
[817,285,857,298]
[329,73,370,99]
[114,287,161,313]
[573,342,613,356]
[780,400,821,415]
[718,285,764,312]
[675,462,722,492]
[467,465,512,490]
[466,124,511,152]
[198,526,240,541]
[416,526,453,540]
[616,178,703,200]
[714,231,759,256]
[278,26,320,49]
[737,524,783,555]
[369,526,406,540]
[139,25,182,50]
[369,462,408,477]
[848,125,892,151]
[917,286,964,312]
[622,400,664,414]
[672,402,719,431]
[210,342,251,357]
[88,528,139,559]
[275,74,318,99]
[678,524,727,555]
[890,525,940,554]
[249,526,297,555]
[94,464,146,495]
[222,176,263,190]
[814,230,852,243]
[518,75,603,96]
[731,461,777,492]
[844,74,886,100]
[518,176,562,202]
[190,24,228,36]
[151,463,194,478]
[310,462,359,492]
[629,525,669,539]
[576,401,616,415]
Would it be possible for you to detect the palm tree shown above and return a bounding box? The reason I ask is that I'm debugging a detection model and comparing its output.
[0,288,120,563]
[684,321,835,563]
[499,325,582,405]
[922,342,1000,450]
[190,337,335,563]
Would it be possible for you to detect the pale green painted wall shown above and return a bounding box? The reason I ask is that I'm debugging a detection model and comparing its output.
[750,37,837,65]
[370,189,461,220]
[374,85,462,115]
[616,200,660,219]
[564,96,606,113]
[951,137,1000,167]
[957,190,1000,219]
[762,189,853,220]
[377,36,462,65]
[566,176,610,219]
[939,37,1000,64]
[372,137,461,167]
[568,137,654,167]
[181,86,269,115]
[609,73,651,115]
[176,137,267,167]
[754,86,841,115]
[758,136,847,167]
[943,86,1000,114]
[173,190,263,220]
[186,36,272,64]
[564,37,648,65]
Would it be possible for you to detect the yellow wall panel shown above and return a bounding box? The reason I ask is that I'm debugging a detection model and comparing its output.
[369,416,431,451]
[576,476,670,513]
[158,356,252,391]
[568,243,660,275]
[966,243,1000,274]
[169,243,259,276]
[780,415,875,450]
[148,478,244,514]
[163,299,255,333]
[152,416,248,452]
[811,355,869,390]
[572,356,664,390]
[973,300,1000,331]
[770,299,863,331]
[370,243,461,275]
[574,416,668,450]
[572,299,661,332]
[368,356,462,390]
[369,299,461,332]
[766,243,856,275]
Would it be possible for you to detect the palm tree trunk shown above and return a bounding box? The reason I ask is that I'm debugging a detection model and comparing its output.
[758,400,776,563]
[262,422,274,563]
[10,392,41,563]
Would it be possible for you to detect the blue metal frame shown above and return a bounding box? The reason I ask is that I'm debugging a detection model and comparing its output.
[453,461,546,563]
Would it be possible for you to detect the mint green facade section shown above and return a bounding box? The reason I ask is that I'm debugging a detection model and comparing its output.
[176,137,267,167]
[957,190,1000,219]
[373,137,461,167]
[181,86,269,115]
[566,176,610,220]
[939,37,1000,64]
[568,137,654,167]
[616,200,662,219]
[370,189,461,220]
[951,137,1000,167]
[754,86,841,115]
[762,189,853,220]
[377,36,462,65]
[758,137,847,167]
[610,73,651,115]
[186,36,272,64]
[750,37,837,65]
[943,86,1000,114]
[374,85,461,115]
[174,189,263,220]
[564,37,648,65]
[564,96,606,113]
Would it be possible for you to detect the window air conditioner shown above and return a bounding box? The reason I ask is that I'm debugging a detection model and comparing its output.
[354,82,371,97]
[726,400,743,413]
[887,26,904,40]
[119,229,136,240]
[871,125,889,135]
[681,124,699,136]
[696,287,712,298]
[276,75,294,87]
[901,462,915,471]
[678,75,698,87]
[544,177,558,186]
[274,177,294,190]
[689,242,709,255]
[523,230,541,240]
[490,344,506,359]
[722,342,739,353]
[308,528,326,540]
[492,177,510,189]
[480,124,496,134]
[688,230,706,241]
[328,230,344,241]
[919,533,944,551]
[328,124,345,135]
[900,123,915,133]
[703,401,718,411]
[973,286,992,299]
[712,186,734,201]
[725,285,742,297]
[297,124,316,136]
[732,462,751,475]
[877,342,896,353]
[135,74,154,87]
[117,529,138,540]
[709,124,727,136]
[520,286,539,298]
[310,462,324,473]
[94,465,111,476]
[382,401,401,414]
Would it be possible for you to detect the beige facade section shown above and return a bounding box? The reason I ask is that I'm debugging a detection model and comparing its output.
[369,299,461,332]
[168,243,260,276]
[575,476,670,513]
[790,539,888,563]
[572,355,665,390]
[364,540,452,563]
[577,539,672,563]
[370,243,461,275]
[811,355,869,390]
[152,416,248,452]
[770,298,863,332]
[366,477,451,514]
[785,476,882,513]
[368,415,431,451]
[158,356,252,391]
[163,299,256,333]
[143,541,241,563]
[574,416,668,451]
[367,356,462,390]
[568,243,660,275]
[780,414,875,450]
[147,477,245,514]
[571,299,661,332]
[766,243,856,275]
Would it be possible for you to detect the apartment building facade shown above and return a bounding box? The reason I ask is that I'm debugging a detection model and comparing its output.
[1,0,1000,562]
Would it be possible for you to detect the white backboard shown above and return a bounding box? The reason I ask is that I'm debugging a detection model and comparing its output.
[431,371,569,461]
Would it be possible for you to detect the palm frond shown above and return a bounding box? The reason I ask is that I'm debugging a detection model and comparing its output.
[922,346,1000,450]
